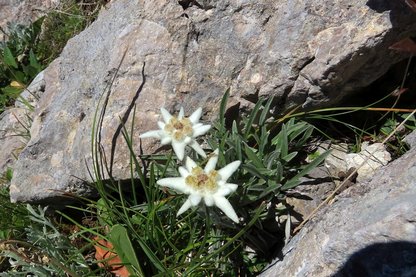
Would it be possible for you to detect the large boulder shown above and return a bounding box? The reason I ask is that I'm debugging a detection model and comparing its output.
[9,0,416,203]
[260,133,416,276]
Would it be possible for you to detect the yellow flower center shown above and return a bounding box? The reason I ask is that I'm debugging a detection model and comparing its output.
[164,117,193,141]
[185,167,219,193]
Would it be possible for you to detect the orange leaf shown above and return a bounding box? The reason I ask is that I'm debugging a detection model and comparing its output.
[94,237,130,277]
[389,37,416,54]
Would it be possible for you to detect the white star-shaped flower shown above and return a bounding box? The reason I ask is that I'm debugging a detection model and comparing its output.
[157,149,241,223]
[140,107,211,160]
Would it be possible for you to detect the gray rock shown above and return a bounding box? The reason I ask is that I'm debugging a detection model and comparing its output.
[260,145,416,277]
[322,143,349,176]
[15,70,45,109]
[9,0,416,203]
[404,129,416,148]
[0,108,30,176]
[346,142,391,182]
[0,0,59,40]
[0,71,45,179]
[286,166,336,225]
[321,141,392,183]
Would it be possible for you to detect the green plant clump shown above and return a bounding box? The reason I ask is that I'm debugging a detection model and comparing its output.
[0,205,99,276]
[0,183,28,241]
[63,89,329,276]
[0,21,43,112]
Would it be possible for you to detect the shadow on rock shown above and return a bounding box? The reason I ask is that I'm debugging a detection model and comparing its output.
[333,241,416,277]
[366,0,416,27]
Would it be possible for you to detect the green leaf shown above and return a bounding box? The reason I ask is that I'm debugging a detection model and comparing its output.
[272,124,288,158]
[29,49,42,71]
[219,89,230,132]
[206,135,219,151]
[3,46,18,68]
[1,85,22,96]
[259,125,269,154]
[280,178,301,191]
[282,151,298,163]
[96,198,113,226]
[109,224,144,277]
[12,69,26,83]
[286,120,309,141]
[242,164,266,179]
[244,144,265,169]
[231,119,239,135]
[295,125,314,148]
[275,161,283,183]
[231,120,243,161]
[281,150,331,190]
[259,96,273,126]
[244,99,263,139]
[258,181,281,199]
[218,130,230,164]
[266,151,281,169]
[246,179,267,191]
[22,64,39,78]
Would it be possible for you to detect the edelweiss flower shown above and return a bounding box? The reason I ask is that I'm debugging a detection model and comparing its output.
[157,149,241,223]
[140,107,211,160]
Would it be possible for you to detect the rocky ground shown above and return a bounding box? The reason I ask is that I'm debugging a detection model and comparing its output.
[1,0,416,275]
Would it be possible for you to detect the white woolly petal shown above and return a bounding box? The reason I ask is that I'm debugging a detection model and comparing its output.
[189,107,202,124]
[216,184,238,196]
[172,140,187,160]
[226,183,239,191]
[204,195,215,206]
[140,130,162,139]
[184,136,192,144]
[185,156,198,172]
[189,140,207,158]
[177,198,193,216]
[189,194,202,206]
[160,136,172,145]
[204,149,219,172]
[178,107,184,119]
[157,121,165,129]
[160,108,172,122]
[214,196,239,223]
[157,177,188,193]
[218,161,241,181]
[178,166,189,178]
[193,124,211,137]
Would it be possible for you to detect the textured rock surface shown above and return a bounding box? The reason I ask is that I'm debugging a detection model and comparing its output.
[9,0,416,202]
[0,109,30,175]
[0,72,45,177]
[345,142,391,182]
[260,140,416,277]
[322,141,391,182]
[286,166,336,225]
[0,0,59,40]
[404,129,416,148]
